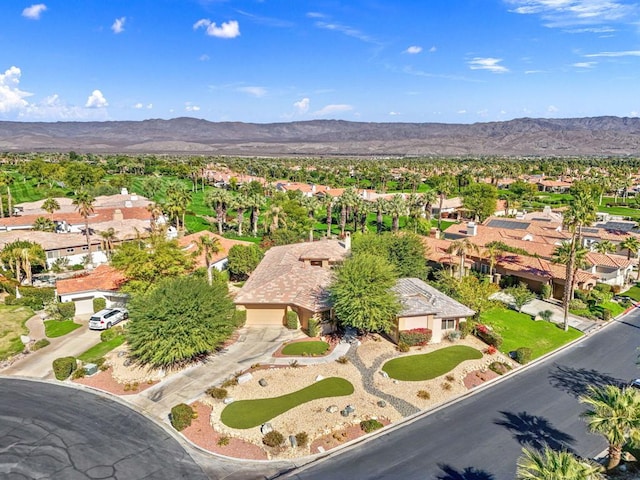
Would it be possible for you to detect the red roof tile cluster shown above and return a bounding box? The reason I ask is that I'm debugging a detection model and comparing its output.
[56,265,126,295]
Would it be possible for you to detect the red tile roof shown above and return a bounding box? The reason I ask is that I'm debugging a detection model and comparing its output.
[56,265,126,295]
[177,231,253,268]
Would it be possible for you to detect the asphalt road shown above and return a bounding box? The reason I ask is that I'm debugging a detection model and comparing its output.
[0,378,208,480]
[284,309,640,480]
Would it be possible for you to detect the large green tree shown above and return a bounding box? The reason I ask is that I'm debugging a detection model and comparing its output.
[227,244,263,281]
[73,190,95,251]
[516,446,604,480]
[462,183,498,222]
[353,232,428,279]
[0,240,46,285]
[111,234,194,293]
[330,253,401,333]
[127,276,236,368]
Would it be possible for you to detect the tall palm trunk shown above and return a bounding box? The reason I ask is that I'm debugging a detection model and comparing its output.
[437,194,444,231]
[562,239,575,332]
[326,202,333,236]
[376,210,383,234]
[237,208,245,236]
[340,205,347,236]
[251,207,259,236]
[7,187,12,217]
[607,444,623,470]
[216,207,224,235]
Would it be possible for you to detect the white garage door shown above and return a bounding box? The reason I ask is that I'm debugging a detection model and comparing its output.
[71,296,95,316]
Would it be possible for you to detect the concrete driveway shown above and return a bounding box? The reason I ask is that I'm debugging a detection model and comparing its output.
[1,314,102,379]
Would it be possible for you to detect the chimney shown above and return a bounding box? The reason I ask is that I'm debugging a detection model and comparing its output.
[466,222,477,236]
[113,209,124,221]
[344,232,351,251]
[121,187,129,195]
[311,184,316,193]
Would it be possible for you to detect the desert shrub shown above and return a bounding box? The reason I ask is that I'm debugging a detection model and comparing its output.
[32,338,50,351]
[601,308,612,321]
[295,432,309,447]
[446,330,461,342]
[488,361,512,375]
[71,368,86,379]
[397,341,410,353]
[93,297,107,313]
[336,355,349,364]
[170,403,195,431]
[232,309,246,327]
[100,325,124,342]
[58,302,76,319]
[217,436,230,446]
[594,283,612,294]
[360,419,384,433]
[475,324,503,348]
[445,374,455,382]
[52,356,77,380]
[262,430,284,447]
[459,320,476,339]
[611,284,622,294]
[289,359,300,368]
[206,386,228,399]
[441,382,452,390]
[70,264,85,271]
[14,287,55,310]
[285,310,299,330]
[569,299,587,311]
[619,297,632,308]
[538,310,553,322]
[221,377,238,388]
[398,328,432,347]
[515,347,533,365]
[3,294,16,305]
[540,284,552,299]
[307,317,320,337]
[417,390,430,400]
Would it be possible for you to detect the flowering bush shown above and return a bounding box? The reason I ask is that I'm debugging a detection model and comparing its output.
[474,324,503,348]
[476,324,489,335]
[485,345,497,355]
[399,328,432,346]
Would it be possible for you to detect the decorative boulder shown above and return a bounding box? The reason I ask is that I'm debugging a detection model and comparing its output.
[379,371,389,379]
[123,359,133,367]
[315,375,325,382]
[340,409,349,417]
[377,400,387,408]
[20,335,31,345]
[344,404,355,414]
[260,423,273,435]
[237,372,253,385]
[326,405,339,414]
[289,435,297,448]
[223,397,235,405]
[84,363,98,376]
[258,378,268,387]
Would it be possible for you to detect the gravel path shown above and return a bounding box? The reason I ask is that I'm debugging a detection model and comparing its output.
[347,344,420,417]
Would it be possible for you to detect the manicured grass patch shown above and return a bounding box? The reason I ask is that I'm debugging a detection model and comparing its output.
[598,301,625,318]
[77,336,125,363]
[221,377,354,429]
[623,284,640,302]
[0,305,34,360]
[382,346,482,381]
[480,307,582,359]
[44,319,81,338]
[281,341,330,356]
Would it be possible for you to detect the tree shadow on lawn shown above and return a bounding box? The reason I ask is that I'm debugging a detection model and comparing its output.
[495,411,574,452]
[548,363,625,399]
[437,464,495,480]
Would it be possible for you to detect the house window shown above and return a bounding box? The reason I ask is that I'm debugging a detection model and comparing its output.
[310,260,322,267]
[442,319,456,330]
[66,248,75,253]
[81,246,89,251]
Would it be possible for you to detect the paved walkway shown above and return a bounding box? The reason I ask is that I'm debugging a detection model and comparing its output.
[2,313,101,379]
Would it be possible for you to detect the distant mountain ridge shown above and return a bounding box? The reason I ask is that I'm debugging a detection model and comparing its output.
[1,116,639,156]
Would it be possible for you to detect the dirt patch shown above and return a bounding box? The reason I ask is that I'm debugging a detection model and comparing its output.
[182,402,268,460]
[463,368,500,389]
[309,418,391,454]
[73,367,158,395]
[272,337,338,358]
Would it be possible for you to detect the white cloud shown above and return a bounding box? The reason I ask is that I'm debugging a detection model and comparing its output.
[389,111,401,116]
[85,90,108,108]
[306,12,326,19]
[547,105,559,112]
[505,0,636,28]
[429,46,437,53]
[572,61,596,67]
[294,97,310,114]
[313,104,353,116]
[585,50,640,57]
[458,109,467,114]
[468,57,509,73]
[111,17,126,34]
[314,21,376,44]
[0,66,32,113]
[199,54,210,61]
[22,4,47,20]
[237,86,266,97]
[185,102,200,112]
[405,46,422,54]
[630,111,638,117]
[193,19,240,39]
[134,102,143,109]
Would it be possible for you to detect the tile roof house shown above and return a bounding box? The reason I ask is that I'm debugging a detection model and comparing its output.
[392,278,475,343]
[56,265,127,315]
[177,231,253,271]
[234,236,351,332]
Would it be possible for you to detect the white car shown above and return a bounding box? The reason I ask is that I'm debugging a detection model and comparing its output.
[89,308,128,330]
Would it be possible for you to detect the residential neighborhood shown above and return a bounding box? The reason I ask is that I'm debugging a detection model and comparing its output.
[2,154,640,479]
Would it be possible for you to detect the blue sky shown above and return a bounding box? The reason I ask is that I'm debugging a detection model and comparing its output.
[1,0,639,124]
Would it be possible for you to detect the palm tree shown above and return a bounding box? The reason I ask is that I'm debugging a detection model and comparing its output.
[580,384,640,470]
[322,194,335,237]
[300,195,319,242]
[552,241,589,330]
[165,181,191,232]
[246,192,265,237]
[373,197,387,234]
[42,197,60,221]
[32,216,55,232]
[516,446,604,480]
[447,238,479,279]
[622,236,640,261]
[194,234,221,285]
[387,194,407,232]
[19,244,46,285]
[422,189,437,222]
[593,240,615,255]
[73,190,95,253]
[146,202,164,233]
[336,188,358,236]
[406,193,426,233]
[484,242,503,281]
[99,228,118,260]
[232,193,250,237]
[204,188,233,235]
[264,204,287,234]
[433,175,455,232]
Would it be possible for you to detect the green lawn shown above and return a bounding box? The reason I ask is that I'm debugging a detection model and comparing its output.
[624,284,640,302]
[281,341,330,356]
[44,319,82,338]
[221,377,354,429]
[0,305,34,360]
[77,336,125,363]
[480,307,582,359]
[382,345,483,381]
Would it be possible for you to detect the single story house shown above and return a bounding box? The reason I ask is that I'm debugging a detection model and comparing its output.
[391,278,475,344]
[178,231,253,271]
[56,265,127,315]
[234,236,351,333]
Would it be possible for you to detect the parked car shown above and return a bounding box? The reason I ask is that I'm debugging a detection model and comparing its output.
[89,308,128,330]
[629,379,640,389]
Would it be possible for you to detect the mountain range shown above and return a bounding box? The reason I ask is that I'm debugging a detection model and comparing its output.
[1,116,639,157]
